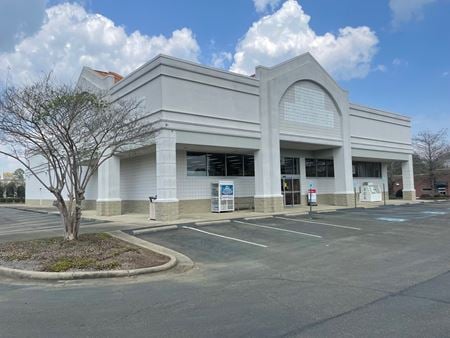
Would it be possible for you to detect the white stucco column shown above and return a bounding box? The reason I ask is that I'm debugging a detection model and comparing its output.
[381,162,389,199]
[402,154,416,200]
[96,155,121,216]
[333,146,354,206]
[299,157,308,205]
[155,129,178,221]
[253,72,283,213]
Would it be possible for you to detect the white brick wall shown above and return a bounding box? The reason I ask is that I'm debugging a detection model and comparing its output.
[85,171,97,200]
[120,154,156,200]
[25,173,55,200]
[306,178,336,194]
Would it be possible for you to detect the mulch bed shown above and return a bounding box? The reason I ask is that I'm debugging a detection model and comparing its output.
[0,233,170,272]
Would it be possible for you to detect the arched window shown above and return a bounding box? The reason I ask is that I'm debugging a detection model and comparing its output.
[279,81,342,139]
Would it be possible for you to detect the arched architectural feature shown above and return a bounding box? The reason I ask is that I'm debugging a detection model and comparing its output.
[279,80,342,140]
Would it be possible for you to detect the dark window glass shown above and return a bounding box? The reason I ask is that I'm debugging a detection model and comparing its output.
[187,152,254,177]
[207,153,226,176]
[326,160,335,177]
[373,163,381,178]
[292,178,300,191]
[226,154,243,176]
[306,159,316,177]
[316,160,327,177]
[306,158,334,177]
[293,192,301,204]
[292,158,300,175]
[187,152,207,176]
[352,162,381,178]
[281,157,299,175]
[243,155,255,176]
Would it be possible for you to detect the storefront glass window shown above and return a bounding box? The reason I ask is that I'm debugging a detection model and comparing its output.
[187,152,254,177]
[226,154,243,176]
[208,153,226,176]
[306,159,334,177]
[243,155,255,176]
[187,152,207,176]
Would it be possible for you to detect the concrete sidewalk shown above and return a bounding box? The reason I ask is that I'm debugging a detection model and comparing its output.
[2,198,431,230]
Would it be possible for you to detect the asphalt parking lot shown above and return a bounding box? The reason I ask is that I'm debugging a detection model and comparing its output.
[133,201,450,336]
[136,201,450,267]
[1,201,450,337]
[0,207,123,242]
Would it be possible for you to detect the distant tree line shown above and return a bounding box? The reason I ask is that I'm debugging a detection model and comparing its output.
[0,168,25,203]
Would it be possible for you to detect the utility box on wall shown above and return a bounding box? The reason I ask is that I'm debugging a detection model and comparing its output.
[211,181,235,212]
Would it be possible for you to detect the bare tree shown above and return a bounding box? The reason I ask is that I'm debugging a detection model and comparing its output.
[386,160,402,197]
[414,129,450,195]
[0,75,153,240]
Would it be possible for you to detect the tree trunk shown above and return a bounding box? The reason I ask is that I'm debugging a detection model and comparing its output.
[53,194,79,241]
[71,203,82,240]
[430,173,436,196]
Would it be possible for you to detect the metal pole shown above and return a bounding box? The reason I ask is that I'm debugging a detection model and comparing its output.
[354,187,357,208]
[383,183,386,206]
[309,190,312,219]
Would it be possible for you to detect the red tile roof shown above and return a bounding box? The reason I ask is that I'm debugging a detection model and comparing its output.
[93,69,124,83]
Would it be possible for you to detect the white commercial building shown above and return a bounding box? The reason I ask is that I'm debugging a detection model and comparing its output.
[26,53,416,221]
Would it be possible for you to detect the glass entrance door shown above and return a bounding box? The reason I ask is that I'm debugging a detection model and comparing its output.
[280,156,301,207]
[281,176,301,206]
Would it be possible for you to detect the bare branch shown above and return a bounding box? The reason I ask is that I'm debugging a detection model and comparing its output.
[0,74,153,240]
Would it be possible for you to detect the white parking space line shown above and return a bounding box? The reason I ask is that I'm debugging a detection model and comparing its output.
[0,226,63,235]
[3,219,60,226]
[422,211,447,215]
[275,216,361,231]
[376,217,407,222]
[182,226,268,248]
[0,223,60,232]
[234,220,323,238]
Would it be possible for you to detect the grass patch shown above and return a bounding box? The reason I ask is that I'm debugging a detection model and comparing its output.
[46,257,96,272]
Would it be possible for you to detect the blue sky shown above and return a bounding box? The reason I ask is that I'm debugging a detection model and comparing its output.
[0,0,449,172]
[84,0,450,131]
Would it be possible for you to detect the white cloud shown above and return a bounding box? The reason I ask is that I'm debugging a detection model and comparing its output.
[230,0,379,80]
[375,64,387,72]
[211,52,232,69]
[392,58,409,67]
[0,0,47,52]
[0,3,200,85]
[442,71,449,77]
[389,0,436,26]
[253,0,283,12]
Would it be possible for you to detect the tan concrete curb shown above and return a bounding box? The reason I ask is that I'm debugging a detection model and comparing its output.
[0,231,179,280]
[195,220,231,226]
[109,231,194,272]
[132,225,178,235]
[244,216,273,220]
